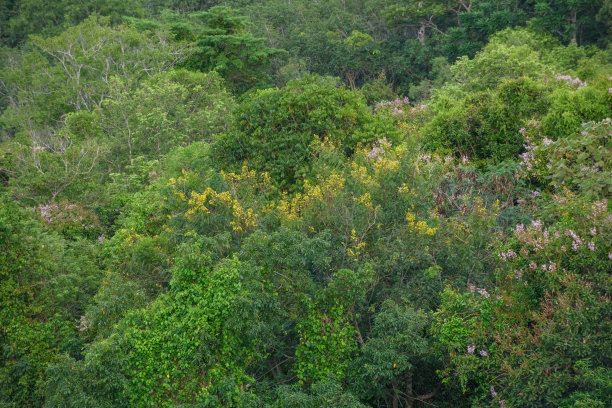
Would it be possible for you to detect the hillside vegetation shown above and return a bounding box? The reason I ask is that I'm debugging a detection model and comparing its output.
[1,1,611,407]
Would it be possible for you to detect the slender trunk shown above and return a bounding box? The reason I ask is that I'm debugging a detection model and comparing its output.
[406,376,413,408]
[570,10,577,43]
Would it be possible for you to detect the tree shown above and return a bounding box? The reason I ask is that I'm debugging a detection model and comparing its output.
[99,69,235,169]
[214,74,399,189]
[0,16,193,204]
[0,0,145,47]
[531,0,605,44]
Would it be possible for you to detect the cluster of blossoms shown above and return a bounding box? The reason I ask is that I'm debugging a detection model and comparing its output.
[498,249,517,262]
[514,220,555,252]
[491,387,512,407]
[468,285,490,298]
[529,261,558,272]
[466,345,488,357]
[418,153,431,163]
[556,74,586,89]
[592,199,608,218]
[517,120,540,171]
[374,97,427,116]
[415,153,454,166]
[366,137,391,161]
[579,165,600,173]
[410,104,427,114]
[375,97,410,110]
[566,229,584,251]
[563,229,598,252]
[510,213,605,277]
[518,134,537,171]
[390,104,427,116]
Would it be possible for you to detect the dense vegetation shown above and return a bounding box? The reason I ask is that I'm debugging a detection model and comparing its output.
[1,1,611,407]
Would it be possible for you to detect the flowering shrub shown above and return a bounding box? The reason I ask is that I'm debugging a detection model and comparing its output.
[518,117,611,198]
[433,194,611,407]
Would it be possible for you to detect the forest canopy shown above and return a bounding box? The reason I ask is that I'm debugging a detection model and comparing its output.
[1,1,611,408]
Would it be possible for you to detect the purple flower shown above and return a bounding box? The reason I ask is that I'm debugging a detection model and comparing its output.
[491,385,497,397]
[477,288,490,298]
[98,234,105,243]
[418,153,431,163]
[593,200,608,217]
[480,350,488,357]
[467,345,476,354]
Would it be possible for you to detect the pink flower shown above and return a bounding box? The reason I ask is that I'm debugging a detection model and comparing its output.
[477,288,490,298]
[467,345,476,354]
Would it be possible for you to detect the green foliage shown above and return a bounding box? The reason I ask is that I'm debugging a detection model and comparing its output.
[97,253,277,407]
[274,380,368,408]
[295,301,357,384]
[360,72,398,106]
[350,301,434,406]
